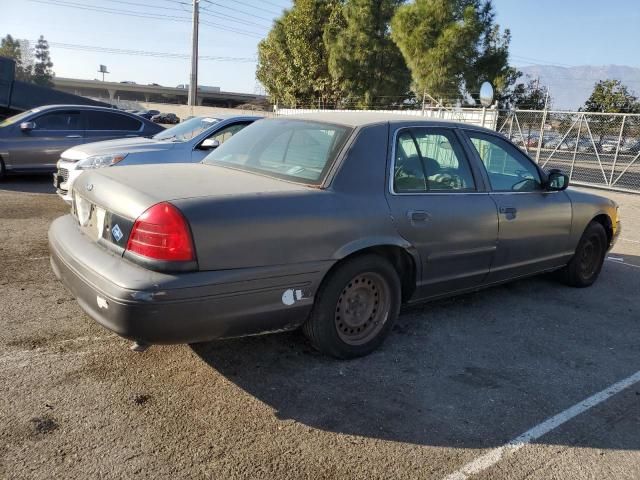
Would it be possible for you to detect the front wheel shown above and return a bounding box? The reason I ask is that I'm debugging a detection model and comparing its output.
[559,221,607,287]
[302,254,401,359]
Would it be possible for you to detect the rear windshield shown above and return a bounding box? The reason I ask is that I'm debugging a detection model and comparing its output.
[203,119,352,184]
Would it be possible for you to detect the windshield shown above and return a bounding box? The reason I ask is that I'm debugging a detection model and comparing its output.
[153,116,220,142]
[203,119,352,184]
[0,109,37,128]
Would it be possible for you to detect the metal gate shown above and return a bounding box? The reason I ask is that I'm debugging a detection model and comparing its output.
[498,110,640,193]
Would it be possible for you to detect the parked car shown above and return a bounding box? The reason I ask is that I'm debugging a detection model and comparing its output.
[152,113,180,124]
[559,138,594,152]
[0,105,164,178]
[600,140,620,154]
[55,115,260,203]
[620,140,640,154]
[49,113,620,359]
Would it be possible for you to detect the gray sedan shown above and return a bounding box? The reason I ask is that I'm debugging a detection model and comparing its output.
[55,115,260,202]
[49,113,620,359]
[0,104,163,177]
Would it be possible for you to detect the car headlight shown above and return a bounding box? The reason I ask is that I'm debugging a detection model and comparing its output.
[77,153,128,170]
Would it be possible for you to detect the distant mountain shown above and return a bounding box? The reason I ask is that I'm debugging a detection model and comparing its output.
[518,65,640,110]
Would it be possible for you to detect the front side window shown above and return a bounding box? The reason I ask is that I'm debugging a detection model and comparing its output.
[208,122,251,144]
[203,119,352,184]
[34,111,82,130]
[467,131,542,192]
[393,128,476,193]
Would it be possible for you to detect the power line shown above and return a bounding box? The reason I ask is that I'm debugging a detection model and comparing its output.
[101,0,266,28]
[26,0,264,38]
[224,0,283,16]
[200,0,274,23]
[259,0,291,9]
[45,41,256,63]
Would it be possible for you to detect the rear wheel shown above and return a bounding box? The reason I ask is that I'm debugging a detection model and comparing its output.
[559,221,607,287]
[0,157,5,180]
[302,254,401,359]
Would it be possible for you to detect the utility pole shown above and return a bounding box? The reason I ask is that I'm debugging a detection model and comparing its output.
[187,0,199,111]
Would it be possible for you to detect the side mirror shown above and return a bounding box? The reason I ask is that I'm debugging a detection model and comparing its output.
[546,169,569,191]
[20,121,36,132]
[200,138,220,150]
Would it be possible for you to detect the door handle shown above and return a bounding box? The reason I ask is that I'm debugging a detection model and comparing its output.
[408,210,431,223]
[66,135,82,138]
[499,206,517,219]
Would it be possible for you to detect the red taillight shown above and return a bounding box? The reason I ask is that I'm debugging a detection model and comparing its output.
[126,202,195,262]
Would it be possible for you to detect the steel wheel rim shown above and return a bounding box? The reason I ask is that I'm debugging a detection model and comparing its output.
[579,236,601,279]
[334,272,391,346]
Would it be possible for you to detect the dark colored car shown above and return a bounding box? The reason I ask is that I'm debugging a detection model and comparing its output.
[49,113,620,359]
[0,105,163,177]
[151,113,180,124]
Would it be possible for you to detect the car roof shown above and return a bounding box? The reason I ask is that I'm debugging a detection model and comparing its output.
[275,111,496,132]
[28,104,122,112]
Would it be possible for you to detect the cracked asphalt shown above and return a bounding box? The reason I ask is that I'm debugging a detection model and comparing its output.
[1,176,639,479]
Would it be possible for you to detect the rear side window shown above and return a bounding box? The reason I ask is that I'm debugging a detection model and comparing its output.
[35,111,82,130]
[394,128,476,193]
[85,111,141,131]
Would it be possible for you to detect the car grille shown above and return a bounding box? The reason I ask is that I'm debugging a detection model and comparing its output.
[58,167,69,183]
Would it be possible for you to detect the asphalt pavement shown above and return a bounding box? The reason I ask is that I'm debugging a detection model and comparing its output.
[1,176,639,479]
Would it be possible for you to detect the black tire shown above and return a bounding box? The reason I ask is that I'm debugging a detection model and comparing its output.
[559,221,607,287]
[302,254,401,359]
[0,157,5,180]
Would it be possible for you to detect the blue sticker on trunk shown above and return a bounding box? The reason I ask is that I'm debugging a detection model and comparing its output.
[112,224,123,242]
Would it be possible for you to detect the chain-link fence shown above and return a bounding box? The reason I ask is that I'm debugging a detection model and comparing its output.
[497,110,640,193]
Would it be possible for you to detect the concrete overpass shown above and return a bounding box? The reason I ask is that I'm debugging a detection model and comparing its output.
[52,77,267,108]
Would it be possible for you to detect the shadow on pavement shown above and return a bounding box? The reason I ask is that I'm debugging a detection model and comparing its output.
[0,174,56,194]
[192,261,640,450]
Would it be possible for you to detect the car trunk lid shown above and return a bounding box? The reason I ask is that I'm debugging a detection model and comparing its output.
[71,163,314,256]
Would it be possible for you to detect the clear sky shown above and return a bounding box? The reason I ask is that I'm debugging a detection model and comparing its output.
[2,0,639,94]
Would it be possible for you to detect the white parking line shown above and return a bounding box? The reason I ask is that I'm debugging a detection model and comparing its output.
[443,370,640,480]
[606,257,640,269]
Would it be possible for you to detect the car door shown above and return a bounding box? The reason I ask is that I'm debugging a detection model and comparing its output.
[192,121,253,161]
[385,127,499,298]
[463,130,573,283]
[84,110,143,143]
[5,109,85,172]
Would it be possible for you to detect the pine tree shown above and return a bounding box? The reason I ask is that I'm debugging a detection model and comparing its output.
[325,0,410,108]
[256,0,344,106]
[32,35,54,87]
[0,34,32,81]
[390,0,512,103]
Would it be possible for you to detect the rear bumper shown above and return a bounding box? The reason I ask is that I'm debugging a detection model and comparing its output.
[49,215,331,344]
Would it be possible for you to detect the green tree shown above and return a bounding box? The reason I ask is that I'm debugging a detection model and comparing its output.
[325,0,410,108]
[0,34,32,81]
[391,0,511,103]
[32,35,54,87]
[468,26,520,106]
[507,76,551,110]
[583,79,639,114]
[256,0,344,106]
[582,80,640,145]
